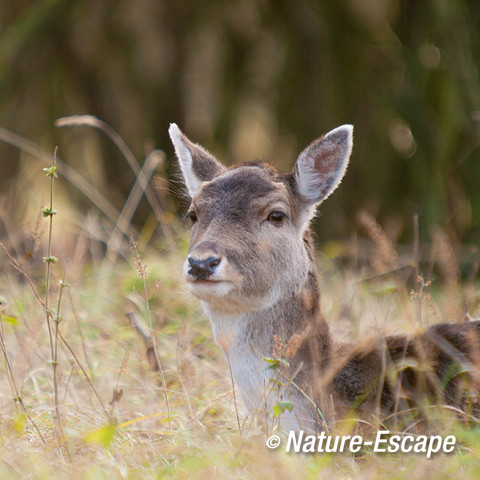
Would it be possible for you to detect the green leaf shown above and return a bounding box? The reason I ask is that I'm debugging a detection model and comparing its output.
[83,424,116,447]
[13,413,26,433]
[273,401,294,417]
[370,283,397,295]
[43,166,58,178]
[2,315,19,326]
[263,357,278,366]
[42,256,58,264]
[263,357,289,369]
[277,401,293,413]
[42,207,57,217]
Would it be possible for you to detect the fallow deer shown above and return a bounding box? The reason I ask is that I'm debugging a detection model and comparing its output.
[169,123,480,432]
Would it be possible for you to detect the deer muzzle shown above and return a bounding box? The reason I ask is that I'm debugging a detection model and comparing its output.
[187,255,222,280]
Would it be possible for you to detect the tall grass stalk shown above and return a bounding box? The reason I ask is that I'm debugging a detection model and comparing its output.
[0,311,47,445]
[1,239,111,428]
[55,115,176,251]
[53,266,68,428]
[42,148,72,460]
[129,236,171,427]
[43,147,58,363]
[0,127,122,229]
[41,153,111,423]
[0,242,46,308]
[57,328,111,422]
[106,149,163,258]
[225,351,242,436]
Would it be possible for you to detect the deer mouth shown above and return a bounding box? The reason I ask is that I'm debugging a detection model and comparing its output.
[186,277,234,300]
[188,278,224,285]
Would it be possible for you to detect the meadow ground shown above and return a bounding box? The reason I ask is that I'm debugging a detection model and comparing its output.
[1,169,480,479]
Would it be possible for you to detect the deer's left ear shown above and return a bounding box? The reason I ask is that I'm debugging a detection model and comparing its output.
[169,123,226,197]
[294,125,353,206]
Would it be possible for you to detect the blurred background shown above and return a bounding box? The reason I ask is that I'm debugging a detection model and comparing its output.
[1,0,480,254]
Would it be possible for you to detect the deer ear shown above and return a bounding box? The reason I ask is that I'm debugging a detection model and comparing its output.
[294,125,353,206]
[169,123,226,197]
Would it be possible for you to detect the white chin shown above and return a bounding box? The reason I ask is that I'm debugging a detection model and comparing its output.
[187,280,233,300]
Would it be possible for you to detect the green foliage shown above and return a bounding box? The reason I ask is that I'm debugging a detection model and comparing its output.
[264,357,290,370]
[273,401,293,418]
[1,314,19,326]
[42,207,57,217]
[42,166,57,178]
[83,424,117,448]
[42,255,58,264]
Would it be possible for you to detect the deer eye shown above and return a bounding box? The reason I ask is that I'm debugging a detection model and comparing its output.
[185,211,198,224]
[267,211,287,226]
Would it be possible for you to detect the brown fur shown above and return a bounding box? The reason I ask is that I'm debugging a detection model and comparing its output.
[169,123,480,431]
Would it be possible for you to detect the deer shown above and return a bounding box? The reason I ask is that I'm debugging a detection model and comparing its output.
[169,123,480,433]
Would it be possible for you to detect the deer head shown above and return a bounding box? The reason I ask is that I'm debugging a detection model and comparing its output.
[169,124,353,316]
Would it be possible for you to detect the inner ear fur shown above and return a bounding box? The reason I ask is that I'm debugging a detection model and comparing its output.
[294,125,353,206]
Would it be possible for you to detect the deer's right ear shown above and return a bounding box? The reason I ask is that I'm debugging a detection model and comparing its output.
[169,123,225,197]
[294,125,353,206]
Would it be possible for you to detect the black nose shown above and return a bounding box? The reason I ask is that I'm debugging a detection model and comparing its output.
[187,256,221,279]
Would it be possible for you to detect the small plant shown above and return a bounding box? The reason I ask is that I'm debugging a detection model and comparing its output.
[43,149,59,362]
[42,147,73,459]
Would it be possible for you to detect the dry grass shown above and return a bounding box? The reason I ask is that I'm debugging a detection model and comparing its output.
[1,223,480,479]
[1,126,480,479]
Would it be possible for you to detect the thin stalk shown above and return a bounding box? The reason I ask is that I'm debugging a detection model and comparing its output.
[2,241,110,424]
[0,313,46,444]
[413,213,424,325]
[109,348,129,420]
[141,269,171,427]
[69,291,93,378]
[44,147,58,363]
[57,328,111,422]
[55,115,176,251]
[53,265,68,423]
[129,236,171,426]
[225,350,242,436]
[43,150,72,461]
[0,243,46,308]
[0,127,122,229]
[106,149,163,258]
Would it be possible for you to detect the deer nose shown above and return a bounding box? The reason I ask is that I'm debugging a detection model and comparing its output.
[187,256,221,279]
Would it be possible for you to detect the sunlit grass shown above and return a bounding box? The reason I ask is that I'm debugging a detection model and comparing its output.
[1,222,480,479]
[1,122,479,478]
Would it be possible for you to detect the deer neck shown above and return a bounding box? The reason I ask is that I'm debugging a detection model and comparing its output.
[201,265,333,431]
[201,262,332,362]
[203,294,302,352]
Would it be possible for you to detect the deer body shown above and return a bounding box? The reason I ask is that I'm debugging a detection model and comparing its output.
[170,123,480,431]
